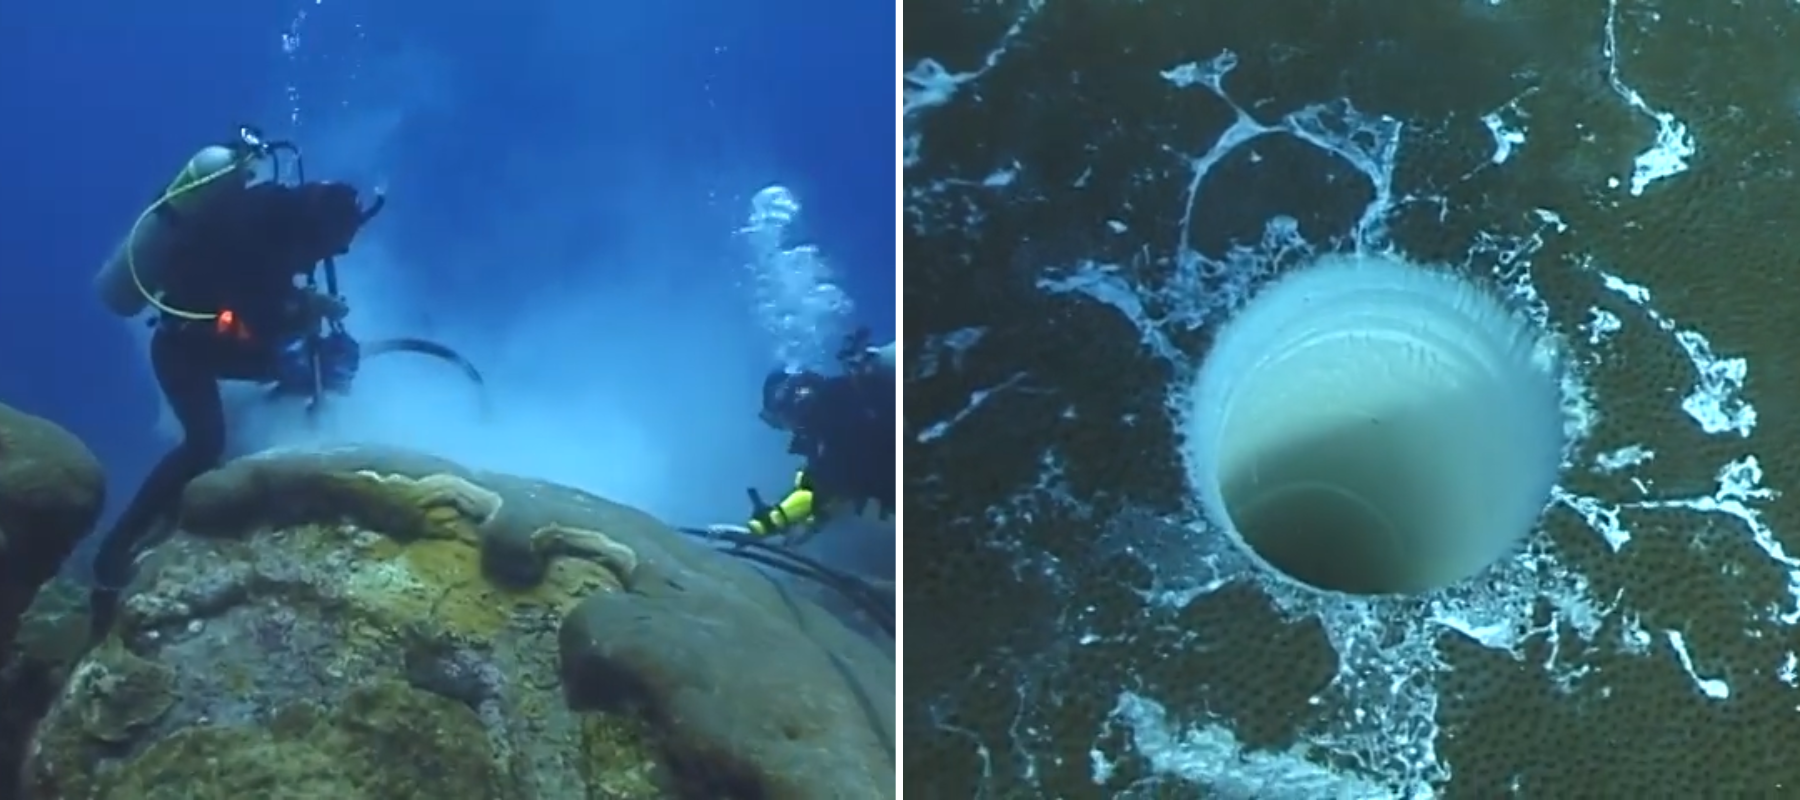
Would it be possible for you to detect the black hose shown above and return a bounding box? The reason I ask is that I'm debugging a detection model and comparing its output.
[675,526,894,637]
[733,549,896,638]
[266,335,488,409]
[362,337,487,390]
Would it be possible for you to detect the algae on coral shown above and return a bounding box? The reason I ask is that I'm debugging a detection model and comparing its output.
[69,644,177,744]
[20,445,891,800]
[97,682,503,800]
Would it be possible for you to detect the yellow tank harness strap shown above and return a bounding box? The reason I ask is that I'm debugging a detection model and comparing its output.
[128,151,261,321]
[746,489,816,537]
[747,472,819,537]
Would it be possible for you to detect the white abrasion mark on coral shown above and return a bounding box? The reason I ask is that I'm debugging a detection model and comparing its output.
[926,699,995,796]
[902,1,1043,167]
[1095,691,1402,796]
[1778,652,1799,688]
[915,326,988,380]
[1429,605,1514,650]
[1597,270,1755,437]
[1620,613,1654,653]
[1599,270,1652,305]
[1556,361,1600,469]
[1582,307,1622,346]
[1630,456,1800,625]
[1561,457,1793,621]
[1482,109,1526,165]
[940,162,1024,190]
[1665,630,1730,700]
[1427,563,1615,702]
[1089,745,1116,785]
[916,373,1030,443]
[1473,88,1537,170]
[1670,329,1752,436]
[1006,677,1046,783]
[1553,488,1633,552]
[1037,261,1184,363]
[1594,444,1653,474]
[1433,583,1620,688]
[1278,596,1459,792]
[1161,50,1239,94]
[1600,0,1695,195]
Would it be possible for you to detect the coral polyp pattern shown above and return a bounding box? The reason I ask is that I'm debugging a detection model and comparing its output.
[904,0,1800,796]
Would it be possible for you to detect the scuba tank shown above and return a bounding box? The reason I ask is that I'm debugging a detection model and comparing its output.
[94,133,265,318]
[98,125,426,421]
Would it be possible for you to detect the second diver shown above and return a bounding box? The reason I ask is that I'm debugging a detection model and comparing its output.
[726,330,898,544]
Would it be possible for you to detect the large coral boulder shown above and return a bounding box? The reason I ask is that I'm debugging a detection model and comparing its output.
[0,402,105,649]
[22,446,893,799]
[560,529,896,797]
[0,403,104,795]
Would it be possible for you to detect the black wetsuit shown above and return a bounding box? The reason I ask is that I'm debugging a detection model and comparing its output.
[792,370,897,519]
[88,180,365,636]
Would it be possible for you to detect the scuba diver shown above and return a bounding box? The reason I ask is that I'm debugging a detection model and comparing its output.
[84,126,484,639]
[720,329,898,543]
[673,330,896,636]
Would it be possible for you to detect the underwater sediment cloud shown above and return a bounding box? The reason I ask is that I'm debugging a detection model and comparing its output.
[904,0,1800,795]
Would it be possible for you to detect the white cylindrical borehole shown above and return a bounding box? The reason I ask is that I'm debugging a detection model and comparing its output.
[1183,252,1566,596]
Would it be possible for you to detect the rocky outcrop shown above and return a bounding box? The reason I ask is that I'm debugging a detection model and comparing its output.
[0,403,105,795]
[19,446,892,799]
[0,403,105,649]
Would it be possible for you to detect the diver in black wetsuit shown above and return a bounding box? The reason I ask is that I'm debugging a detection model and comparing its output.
[728,333,897,541]
[87,132,379,638]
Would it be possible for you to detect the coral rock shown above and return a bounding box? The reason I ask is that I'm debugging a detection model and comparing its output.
[0,403,104,795]
[23,445,893,799]
[0,402,105,650]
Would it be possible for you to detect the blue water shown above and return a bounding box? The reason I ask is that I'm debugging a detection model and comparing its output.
[0,0,894,577]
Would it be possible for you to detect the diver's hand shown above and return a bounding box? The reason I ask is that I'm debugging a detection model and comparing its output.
[305,290,350,321]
